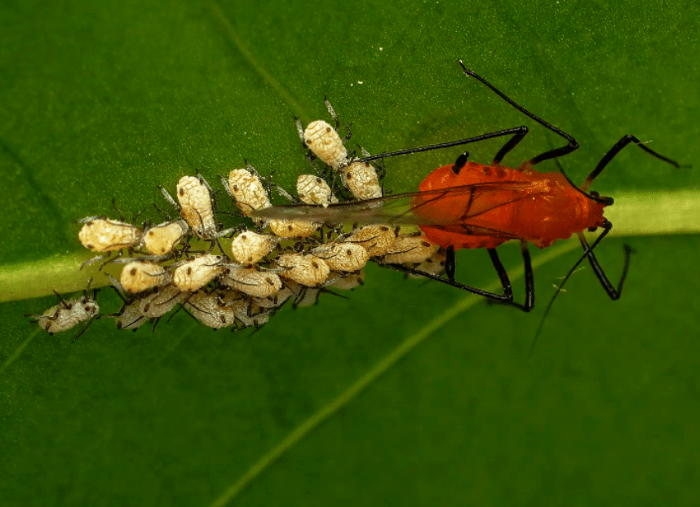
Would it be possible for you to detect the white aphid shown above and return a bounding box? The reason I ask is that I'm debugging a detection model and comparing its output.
[294,288,321,308]
[235,302,272,328]
[345,225,396,257]
[226,169,272,218]
[142,219,189,256]
[29,290,99,336]
[254,283,296,309]
[268,218,318,239]
[296,174,338,206]
[78,218,142,252]
[312,242,369,272]
[173,254,225,292]
[343,162,382,200]
[114,300,148,331]
[221,267,283,299]
[275,253,330,287]
[408,250,447,279]
[329,271,365,290]
[175,175,218,239]
[185,290,237,329]
[139,285,188,319]
[230,230,279,265]
[380,233,440,264]
[303,120,347,168]
[120,261,171,293]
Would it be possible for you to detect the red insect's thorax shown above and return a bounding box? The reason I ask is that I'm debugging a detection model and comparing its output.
[415,162,607,250]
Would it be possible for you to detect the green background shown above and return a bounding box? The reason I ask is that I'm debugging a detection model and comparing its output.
[1,0,699,505]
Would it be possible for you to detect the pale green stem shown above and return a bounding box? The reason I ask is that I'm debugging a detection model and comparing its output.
[1,190,698,303]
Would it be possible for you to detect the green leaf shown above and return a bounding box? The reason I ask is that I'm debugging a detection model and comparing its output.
[2,0,699,506]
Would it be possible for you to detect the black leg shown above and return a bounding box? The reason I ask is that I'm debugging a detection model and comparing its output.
[578,230,633,300]
[521,241,535,311]
[381,247,538,311]
[445,245,456,280]
[492,126,528,165]
[457,61,579,166]
[452,152,470,175]
[583,134,682,191]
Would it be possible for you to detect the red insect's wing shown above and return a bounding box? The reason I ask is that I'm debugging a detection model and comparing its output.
[251,181,546,227]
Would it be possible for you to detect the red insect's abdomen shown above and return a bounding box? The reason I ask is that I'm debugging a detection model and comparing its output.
[415,162,607,250]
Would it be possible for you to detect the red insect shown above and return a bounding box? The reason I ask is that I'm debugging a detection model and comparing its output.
[254,60,680,313]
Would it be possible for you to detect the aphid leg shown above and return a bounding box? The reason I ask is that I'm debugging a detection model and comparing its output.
[275,185,299,204]
[324,96,341,131]
[159,185,180,211]
[76,215,106,224]
[219,173,234,199]
[456,61,579,166]
[72,315,100,343]
[152,202,172,221]
[53,289,72,310]
[583,134,682,191]
[520,241,535,311]
[98,249,125,271]
[295,117,306,145]
[111,198,126,221]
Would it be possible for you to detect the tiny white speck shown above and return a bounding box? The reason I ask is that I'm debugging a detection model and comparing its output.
[350,83,354,86]
[379,47,383,51]
[358,81,363,84]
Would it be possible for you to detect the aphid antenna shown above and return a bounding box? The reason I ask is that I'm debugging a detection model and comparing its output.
[151,202,173,221]
[275,185,298,204]
[76,215,108,224]
[158,185,180,212]
[73,313,102,343]
[243,161,264,181]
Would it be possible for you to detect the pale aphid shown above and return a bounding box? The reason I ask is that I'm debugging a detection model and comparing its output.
[345,225,396,257]
[408,249,447,279]
[230,230,279,265]
[235,302,273,328]
[142,219,189,256]
[293,287,321,308]
[312,242,369,272]
[220,267,283,299]
[379,233,440,265]
[275,253,330,287]
[303,120,347,169]
[173,254,225,292]
[139,285,188,319]
[329,271,365,290]
[78,217,142,252]
[185,290,237,329]
[297,174,338,206]
[268,218,318,239]
[114,299,148,331]
[343,161,382,200]
[225,168,272,219]
[119,261,171,294]
[27,282,99,338]
[253,283,296,309]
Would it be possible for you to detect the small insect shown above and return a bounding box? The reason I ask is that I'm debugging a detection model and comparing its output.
[297,174,338,206]
[275,253,331,287]
[185,290,238,329]
[220,267,283,299]
[302,118,348,169]
[139,284,188,320]
[328,271,365,290]
[342,161,383,200]
[78,217,143,267]
[160,175,231,240]
[268,218,318,239]
[230,230,279,265]
[141,219,189,256]
[408,249,447,279]
[119,261,171,294]
[344,225,397,257]
[312,241,370,272]
[26,280,99,340]
[172,254,225,292]
[224,168,272,221]
[253,60,681,316]
[378,232,440,265]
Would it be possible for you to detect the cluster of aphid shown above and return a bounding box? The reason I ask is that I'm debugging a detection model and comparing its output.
[28,100,445,339]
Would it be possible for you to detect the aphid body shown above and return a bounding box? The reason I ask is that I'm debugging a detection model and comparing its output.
[343,162,382,200]
[30,292,99,335]
[142,219,189,256]
[227,169,272,218]
[297,174,338,206]
[173,254,225,292]
[303,120,347,168]
[176,176,218,239]
[185,290,237,329]
[275,253,330,287]
[139,285,188,319]
[221,267,283,299]
[120,261,171,293]
[230,230,279,264]
[312,242,369,272]
[379,233,440,264]
[78,218,142,252]
[268,218,318,239]
[345,225,396,257]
